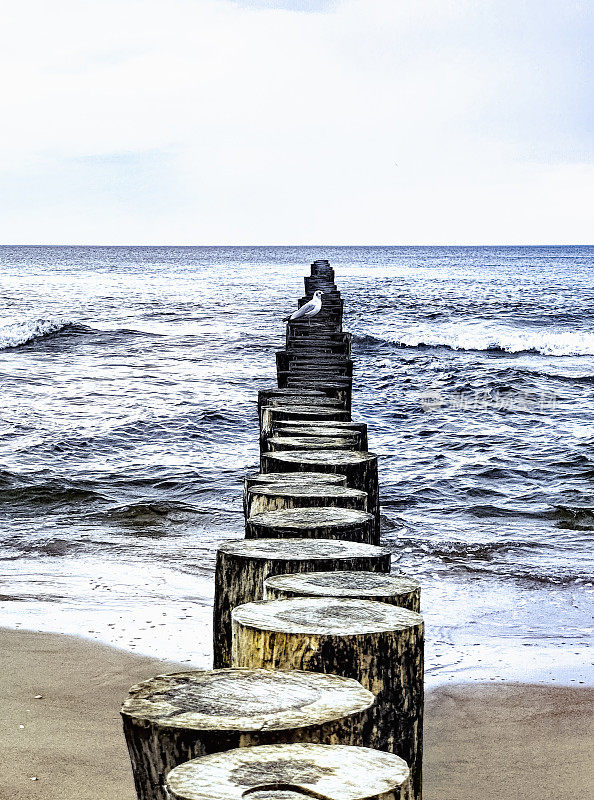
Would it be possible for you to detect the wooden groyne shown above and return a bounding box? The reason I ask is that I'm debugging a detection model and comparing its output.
[122,259,423,800]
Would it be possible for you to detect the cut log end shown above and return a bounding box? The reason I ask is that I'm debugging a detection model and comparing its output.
[246,484,368,518]
[232,596,422,637]
[121,668,373,732]
[218,538,391,563]
[266,436,359,452]
[245,472,347,488]
[263,570,421,612]
[263,449,377,470]
[166,743,410,800]
[246,507,375,544]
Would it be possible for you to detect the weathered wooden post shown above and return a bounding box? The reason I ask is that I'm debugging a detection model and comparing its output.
[232,597,424,800]
[273,420,368,450]
[122,668,374,800]
[266,428,364,451]
[261,449,380,535]
[283,377,352,392]
[286,335,351,357]
[245,482,368,519]
[243,471,347,516]
[264,570,421,612]
[276,352,354,378]
[258,388,344,410]
[266,434,361,452]
[281,381,352,409]
[165,743,411,800]
[285,360,353,378]
[213,539,391,668]
[246,507,375,544]
[260,406,351,450]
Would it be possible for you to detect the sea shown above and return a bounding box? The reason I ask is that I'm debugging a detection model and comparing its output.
[1,245,592,688]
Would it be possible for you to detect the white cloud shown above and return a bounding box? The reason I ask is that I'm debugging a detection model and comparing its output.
[0,0,591,243]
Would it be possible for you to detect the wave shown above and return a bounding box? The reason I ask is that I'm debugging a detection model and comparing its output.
[389,532,593,584]
[554,505,594,531]
[0,318,165,351]
[0,318,76,349]
[398,537,542,560]
[85,500,239,529]
[97,500,201,524]
[0,473,105,507]
[352,325,594,356]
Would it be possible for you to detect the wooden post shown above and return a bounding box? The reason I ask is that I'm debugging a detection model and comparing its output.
[245,482,368,519]
[286,359,353,375]
[273,420,368,450]
[279,372,352,388]
[121,668,374,800]
[264,570,421,612]
[266,435,360,453]
[267,426,364,451]
[263,395,344,408]
[286,338,350,356]
[246,507,375,544]
[165,743,410,800]
[258,388,344,410]
[283,377,351,388]
[232,597,424,800]
[283,363,353,380]
[213,539,391,668]
[261,449,380,535]
[243,472,347,516]
[261,406,351,430]
[260,406,351,451]
[276,352,353,377]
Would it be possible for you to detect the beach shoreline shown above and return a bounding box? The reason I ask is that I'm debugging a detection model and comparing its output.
[1,627,592,800]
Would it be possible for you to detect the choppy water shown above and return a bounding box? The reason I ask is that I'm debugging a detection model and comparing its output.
[1,245,592,684]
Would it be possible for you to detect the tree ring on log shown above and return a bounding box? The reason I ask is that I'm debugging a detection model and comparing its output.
[264,570,421,612]
[266,436,359,452]
[246,483,368,518]
[218,538,391,562]
[246,507,375,544]
[166,743,410,800]
[243,473,347,517]
[122,668,373,731]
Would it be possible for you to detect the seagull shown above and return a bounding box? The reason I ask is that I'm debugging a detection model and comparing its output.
[283,290,324,325]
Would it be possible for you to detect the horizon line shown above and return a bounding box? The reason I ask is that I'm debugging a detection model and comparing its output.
[0,243,592,249]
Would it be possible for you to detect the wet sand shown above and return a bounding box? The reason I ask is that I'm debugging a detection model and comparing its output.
[1,627,592,800]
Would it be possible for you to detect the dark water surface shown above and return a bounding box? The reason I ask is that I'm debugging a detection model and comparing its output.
[1,246,592,684]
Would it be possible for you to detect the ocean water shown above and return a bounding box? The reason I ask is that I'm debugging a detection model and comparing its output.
[0,245,592,686]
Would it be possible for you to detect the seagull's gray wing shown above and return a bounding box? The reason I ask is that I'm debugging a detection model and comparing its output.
[291,301,315,320]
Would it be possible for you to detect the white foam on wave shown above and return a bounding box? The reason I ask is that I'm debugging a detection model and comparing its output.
[357,322,594,357]
[0,318,72,350]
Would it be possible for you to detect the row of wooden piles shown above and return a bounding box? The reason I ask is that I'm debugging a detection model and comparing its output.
[121,260,424,800]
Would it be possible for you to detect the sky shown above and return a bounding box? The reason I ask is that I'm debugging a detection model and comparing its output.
[0,0,592,245]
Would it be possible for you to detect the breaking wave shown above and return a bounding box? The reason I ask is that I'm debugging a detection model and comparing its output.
[353,325,594,356]
[0,318,76,349]
[0,318,162,351]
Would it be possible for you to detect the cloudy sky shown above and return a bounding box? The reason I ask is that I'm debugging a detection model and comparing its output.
[0,0,592,244]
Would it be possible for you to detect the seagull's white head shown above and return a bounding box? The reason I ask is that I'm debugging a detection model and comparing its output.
[314,290,324,298]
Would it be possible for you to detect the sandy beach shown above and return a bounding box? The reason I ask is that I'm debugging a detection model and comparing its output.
[1,627,591,800]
